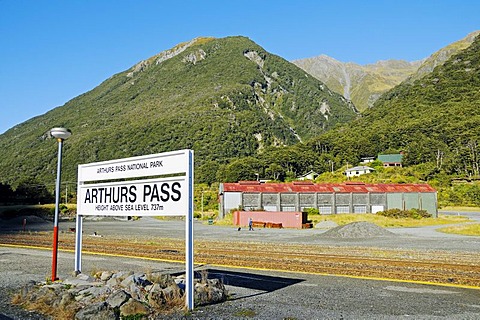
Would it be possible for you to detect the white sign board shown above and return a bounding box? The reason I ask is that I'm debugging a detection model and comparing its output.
[78,149,189,182]
[77,149,191,217]
[78,177,187,216]
[75,149,194,310]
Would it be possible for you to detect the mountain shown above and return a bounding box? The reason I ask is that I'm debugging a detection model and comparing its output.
[405,30,480,83]
[292,55,422,112]
[293,31,480,112]
[309,33,480,177]
[0,36,357,187]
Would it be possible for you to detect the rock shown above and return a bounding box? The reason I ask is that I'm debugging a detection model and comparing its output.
[128,282,144,301]
[15,269,228,318]
[194,284,209,305]
[77,285,111,299]
[120,298,150,317]
[64,274,102,287]
[134,273,152,287]
[75,301,116,320]
[59,292,75,308]
[147,284,166,309]
[106,289,130,308]
[112,271,133,281]
[120,274,135,288]
[208,287,226,303]
[100,271,113,281]
[20,280,36,299]
[106,277,119,287]
[150,272,175,288]
[162,285,180,301]
[77,273,94,282]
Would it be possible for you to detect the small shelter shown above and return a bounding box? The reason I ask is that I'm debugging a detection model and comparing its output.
[345,166,375,177]
[377,154,403,167]
[297,170,319,180]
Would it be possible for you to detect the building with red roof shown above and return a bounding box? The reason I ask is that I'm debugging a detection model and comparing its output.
[219,181,437,218]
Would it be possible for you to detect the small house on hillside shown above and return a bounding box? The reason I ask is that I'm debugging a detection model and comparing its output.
[345,166,375,177]
[377,154,403,167]
[361,156,375,163]
[297,170,319,181]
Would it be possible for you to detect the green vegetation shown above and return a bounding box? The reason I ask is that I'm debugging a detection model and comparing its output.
[234,309,256,317]
[376,208,431,219]
[438,223,480,236]
[311,213,470,228]
[1,34,480,210]
[0,36,356,189]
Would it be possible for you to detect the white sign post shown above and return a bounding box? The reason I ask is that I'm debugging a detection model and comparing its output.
[75,149,194,309]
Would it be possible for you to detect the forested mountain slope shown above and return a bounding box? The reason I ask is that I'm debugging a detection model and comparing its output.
[293,31,479,112]
[310,34,480,177]
[0,36,357,187]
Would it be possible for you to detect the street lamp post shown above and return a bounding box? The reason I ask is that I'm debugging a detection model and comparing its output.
[50,127,71,281]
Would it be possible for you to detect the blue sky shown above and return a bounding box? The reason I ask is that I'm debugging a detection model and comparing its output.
[1,0,479,134]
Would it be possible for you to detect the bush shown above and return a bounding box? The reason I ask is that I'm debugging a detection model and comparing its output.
[376,208,431,219]
[303,207,319,215]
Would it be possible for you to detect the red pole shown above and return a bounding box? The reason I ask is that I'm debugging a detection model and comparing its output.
[51,226,59,281]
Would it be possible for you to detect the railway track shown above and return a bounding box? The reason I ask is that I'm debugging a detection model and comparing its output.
[1,232,479,287]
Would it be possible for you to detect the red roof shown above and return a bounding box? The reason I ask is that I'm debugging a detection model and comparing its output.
[222,181,436,193]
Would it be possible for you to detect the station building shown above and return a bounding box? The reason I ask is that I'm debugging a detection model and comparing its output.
[219,181,437,218]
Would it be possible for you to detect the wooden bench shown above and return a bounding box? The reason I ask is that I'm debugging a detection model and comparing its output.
[252,221,266,228]
[266,222,283,229]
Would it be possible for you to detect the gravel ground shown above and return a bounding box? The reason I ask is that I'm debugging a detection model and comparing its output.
[1,211,480,319]
[1,246,480,319]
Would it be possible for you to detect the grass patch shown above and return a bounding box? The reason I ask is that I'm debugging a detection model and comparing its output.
[211,212,233,226]
[440,206,480,212]
[437,223,480,236]
[234,308,256,317]
[310,213,471,228]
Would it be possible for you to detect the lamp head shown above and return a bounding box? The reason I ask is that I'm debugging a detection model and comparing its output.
[50,127,72,141]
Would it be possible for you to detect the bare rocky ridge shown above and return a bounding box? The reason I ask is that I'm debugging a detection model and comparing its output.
[292,55,422,111]
[292,30,479,111]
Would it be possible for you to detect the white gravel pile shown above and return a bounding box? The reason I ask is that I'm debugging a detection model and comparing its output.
[321,221,394,238]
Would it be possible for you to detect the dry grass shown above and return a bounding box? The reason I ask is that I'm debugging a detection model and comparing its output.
[310,213,471,228]
[12,289,79,319]
[212,212,233,226]
[437,223,480,236]
[440,206,480,212]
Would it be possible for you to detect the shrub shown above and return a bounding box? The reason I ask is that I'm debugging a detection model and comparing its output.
[376,208,431,219]
[303,207,319,215]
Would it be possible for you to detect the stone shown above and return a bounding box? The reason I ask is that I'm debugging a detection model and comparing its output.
[59,292,75,308]
[120,298,150,317]
[134,273,152,287]
[77,273,94,282]
[100,271,113,281]
[120,274,135,288]
[147,284,166,309]
[106,277,119,287]
[77,285,111,298]
[194,284,209,305]
[128,282,144,301]
[75,301,116,320]
[112,271,133,281]
[106,289,130,308]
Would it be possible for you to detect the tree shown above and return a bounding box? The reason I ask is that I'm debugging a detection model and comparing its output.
[14,180,54,204]
[0,182,14,204]
[196,160,220,186]
[217,157,264,182]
